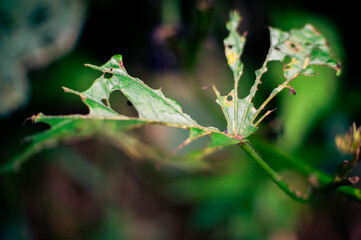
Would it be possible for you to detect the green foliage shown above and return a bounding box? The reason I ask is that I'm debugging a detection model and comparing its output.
[4,10,360,204]
[212,11,340,140]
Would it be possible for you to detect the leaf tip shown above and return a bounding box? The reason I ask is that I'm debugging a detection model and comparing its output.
[61,86,82,98]
[62,86,70,93]
[29,113,43,123]
[211,85,220,96]
[226,10,242,31]
[84,63,103,72]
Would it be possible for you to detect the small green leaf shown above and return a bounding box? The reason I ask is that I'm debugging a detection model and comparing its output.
[185,132,240,160]
[209,132,240,148]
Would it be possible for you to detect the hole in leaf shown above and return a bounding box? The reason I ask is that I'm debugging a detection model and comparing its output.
[104,72,113,79]
[285,40,302,52]
[109,90,138,117]
[101,98,109,107]
[224,92,234,106]
[227,44,233,49]
[284,64,292,70]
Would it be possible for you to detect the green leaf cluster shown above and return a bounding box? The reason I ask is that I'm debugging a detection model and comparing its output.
[1,11,340,174]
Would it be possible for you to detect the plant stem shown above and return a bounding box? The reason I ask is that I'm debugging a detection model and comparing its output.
[241,140,361,203]
[239,142,311,203]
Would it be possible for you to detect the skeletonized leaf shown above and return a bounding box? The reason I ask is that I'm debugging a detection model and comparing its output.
[212,11,257,139]
[224,11,245,82]
[212,11,341,140]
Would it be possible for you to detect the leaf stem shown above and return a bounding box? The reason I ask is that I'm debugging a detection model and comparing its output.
[241,140,361,203]
[233,64,241,135]
[239,142,312,202]
[240,65,267,133]
[252,79,291,123]
[254,108,276,127]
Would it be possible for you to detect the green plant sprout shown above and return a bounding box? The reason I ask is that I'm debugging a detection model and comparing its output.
[2,11,361,203]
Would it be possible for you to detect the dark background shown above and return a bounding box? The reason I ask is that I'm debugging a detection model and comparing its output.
[1,0,361,239]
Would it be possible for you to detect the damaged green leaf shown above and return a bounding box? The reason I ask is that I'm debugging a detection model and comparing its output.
[1,10,341,174]
[212,11,340,140]
[1,55,233,173]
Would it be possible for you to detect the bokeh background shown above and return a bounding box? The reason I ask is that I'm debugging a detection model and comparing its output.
[1,0,361,239]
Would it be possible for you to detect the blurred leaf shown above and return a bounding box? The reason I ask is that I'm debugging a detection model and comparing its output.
[335,122,361,154]
[269,9,343,152]
[212,11,340,140]
[276,68,339,151]
[0,0,86,115]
